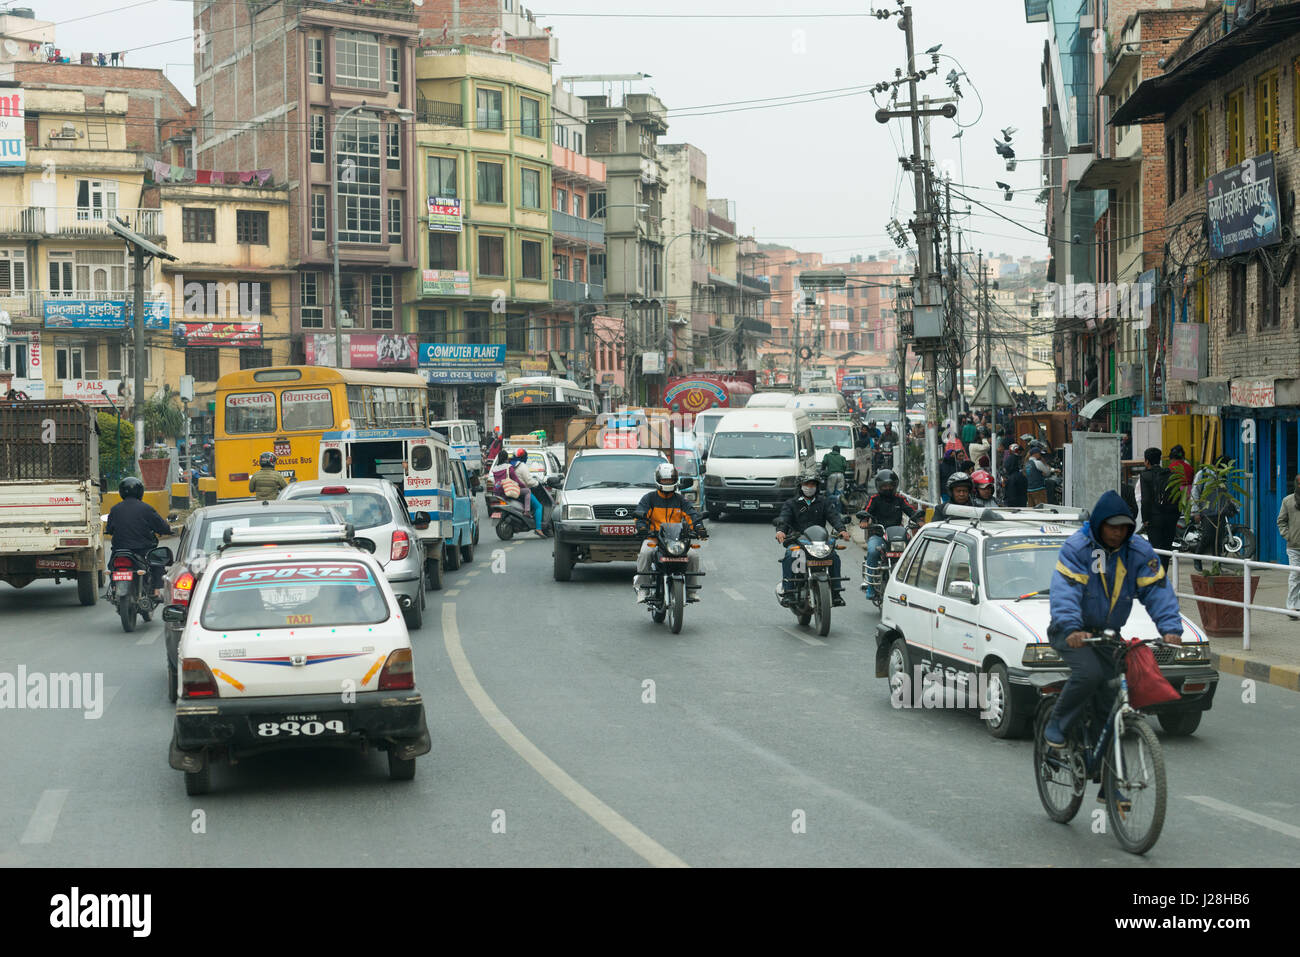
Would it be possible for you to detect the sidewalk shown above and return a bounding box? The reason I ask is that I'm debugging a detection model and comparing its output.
[1171,560,1300,693]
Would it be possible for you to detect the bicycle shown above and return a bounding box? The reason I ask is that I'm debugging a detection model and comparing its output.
[1031,631,1168,855]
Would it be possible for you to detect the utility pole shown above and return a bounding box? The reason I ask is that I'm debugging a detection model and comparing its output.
[975,251,984,383]
[955,222,964,417]
[792,287,803,389]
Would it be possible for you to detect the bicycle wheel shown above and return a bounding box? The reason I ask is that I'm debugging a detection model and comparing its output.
[1033,705,1084,823]
[1102,715,1166,855]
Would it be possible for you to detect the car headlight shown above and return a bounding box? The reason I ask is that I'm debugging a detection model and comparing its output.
[1176,643,1210,663]
[804,541,831,558]
[563,505,594,521]
[704,473,723,487]
[1022,644,1063,666]
[666,540,687,556]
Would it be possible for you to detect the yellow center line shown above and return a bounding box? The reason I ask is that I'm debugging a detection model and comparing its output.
[441,602,687,868]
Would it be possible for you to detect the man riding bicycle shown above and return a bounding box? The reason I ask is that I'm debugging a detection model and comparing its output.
[1045,491,1183,786]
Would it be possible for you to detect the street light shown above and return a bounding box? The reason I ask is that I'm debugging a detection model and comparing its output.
[331,103,415,370]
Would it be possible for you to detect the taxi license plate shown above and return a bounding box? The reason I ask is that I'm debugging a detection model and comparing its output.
[660,556,689,562]
[254,715,348,737]
[491,512,503,519]
[111,570,133,581]
[600,524,637,535]
[808,559,833,567]
[742,500,759,510]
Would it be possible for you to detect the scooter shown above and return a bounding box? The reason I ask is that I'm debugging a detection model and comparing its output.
[486,485,554,540]
[862,520,918,608]
[106,545,173,633]
[643,521,705,634]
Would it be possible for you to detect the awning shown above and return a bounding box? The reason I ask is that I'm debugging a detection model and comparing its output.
[1111,5,1300,126]
[1076,155,1142,191]
[1079,393,1128,419]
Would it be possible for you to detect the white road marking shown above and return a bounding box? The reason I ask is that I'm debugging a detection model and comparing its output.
[444,589,460,596]
[441,602,687,868]
[465,570,481,577]
[1186,795,1300,841]
[135,630,158,645]
[779,626,826,647]
[721,587,746,602]
[20,789,68,844]
[102,686,120,713]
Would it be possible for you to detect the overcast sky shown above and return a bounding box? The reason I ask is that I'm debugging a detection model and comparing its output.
[47,0,1051,263]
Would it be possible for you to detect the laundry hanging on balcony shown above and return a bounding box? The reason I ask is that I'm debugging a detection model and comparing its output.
[146,158,273,187]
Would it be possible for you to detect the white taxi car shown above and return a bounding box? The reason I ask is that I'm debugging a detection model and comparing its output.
[875,505,1217,739]
[165,525,431,795]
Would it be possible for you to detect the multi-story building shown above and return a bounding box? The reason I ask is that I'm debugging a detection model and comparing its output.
[415,0,560,63]
[0,87,165,407]
[1112,0,1300,560]
[193,0,420,372]
[411,41,552,425]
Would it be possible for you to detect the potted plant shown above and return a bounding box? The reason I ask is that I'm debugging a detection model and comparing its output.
[137,445,171,491]
[137,388,185,490]
[1172,461,1259,638]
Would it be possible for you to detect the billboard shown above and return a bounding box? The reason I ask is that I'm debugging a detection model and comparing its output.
[0,89,24,167]
[421,368,507,385]
[1168,323,1206,381]
[428,196,463,232]
[1207,152,1281,259]
[421,269,471,296]
[44,299,170,329]
[304,334,418,369]
[173,321,263,345]
[61,379,122,405]
[418,342,505,367]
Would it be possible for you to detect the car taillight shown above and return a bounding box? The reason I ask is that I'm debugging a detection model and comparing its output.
[180,658,219,698]
[321,486,348,495]
[391,529,410,561]
[171,571,195,605]
[378,648,414,690]
[229,473,249,482]
[110,554,135,570]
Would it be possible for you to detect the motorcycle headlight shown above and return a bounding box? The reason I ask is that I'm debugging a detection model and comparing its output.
[563,505,594,521]
[666,540,687,556]
[1022,644,1063,666]
[805,541,832,558]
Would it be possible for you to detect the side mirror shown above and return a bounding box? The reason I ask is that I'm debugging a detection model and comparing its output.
[352,537,377,554]
[546,474,563,488]
[679,477,694,490]
[412,512,431,530]
[946,580,977,602]
[162,604,187,624]
[799,448,809,458]
[148,546,174,566]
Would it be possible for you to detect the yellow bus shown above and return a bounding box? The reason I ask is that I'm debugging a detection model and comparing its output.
[214,366,429,501]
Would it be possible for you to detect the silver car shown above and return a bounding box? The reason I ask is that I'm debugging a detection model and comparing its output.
[279,479,429,630]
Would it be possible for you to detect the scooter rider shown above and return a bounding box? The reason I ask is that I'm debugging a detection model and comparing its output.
[775,474,850,607]
[510,448,547,537]
[249,451,287,501]
[105,476,172,597]
[856,469,919,599]
[970,469,996,508]
[633,463,707,603]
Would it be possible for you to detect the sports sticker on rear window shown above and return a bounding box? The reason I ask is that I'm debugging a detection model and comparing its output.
[212,563,375,590]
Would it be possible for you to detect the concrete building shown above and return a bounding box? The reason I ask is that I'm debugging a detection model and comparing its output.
[415,0,559,64]
[193,0,420,369]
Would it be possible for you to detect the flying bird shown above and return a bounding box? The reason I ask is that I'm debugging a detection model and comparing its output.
[1000,126,1017,141]
[994,139,1016,159]
[995,182,1012,191]
[925,43,942,54]
[952,129,963,139]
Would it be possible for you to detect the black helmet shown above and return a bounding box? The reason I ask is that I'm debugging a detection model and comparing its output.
[947,470,973,493]
[119,476,144,500]
[259,452,276,468]
[831,445,841,453]
[875,469,897,492]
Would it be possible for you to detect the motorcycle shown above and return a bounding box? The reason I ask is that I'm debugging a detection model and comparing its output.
[1173,512,1256,563]
[486,485,554,540]
[106,545,172,633]
[643,522,705,634]
[873,440,896,473]
[839,476,870,514]
[863,520,918,608]
[778,524,849,637]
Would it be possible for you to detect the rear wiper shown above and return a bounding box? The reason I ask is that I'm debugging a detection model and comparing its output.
[1014,588,1049,602]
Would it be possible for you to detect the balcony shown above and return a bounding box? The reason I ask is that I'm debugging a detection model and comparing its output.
[740,273,771,295]
[0,206,163,238]
[552,278,604,303]
[416,94,463,128]
[552,209,604,246]
[1,289,149,321]
[707,211,736,237]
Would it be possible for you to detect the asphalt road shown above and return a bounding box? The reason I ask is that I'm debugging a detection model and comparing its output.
[1,518,1298,867]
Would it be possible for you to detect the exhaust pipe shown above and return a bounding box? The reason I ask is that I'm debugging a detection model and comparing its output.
[398,594,413,610]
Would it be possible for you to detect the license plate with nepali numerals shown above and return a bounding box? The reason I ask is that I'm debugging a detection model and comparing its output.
[112,570,133,581]
[807,559,833,566]
[600,524,637,535]
[255,714,348,737]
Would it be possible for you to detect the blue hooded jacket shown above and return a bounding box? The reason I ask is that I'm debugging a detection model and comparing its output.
[1048,489,1183,639]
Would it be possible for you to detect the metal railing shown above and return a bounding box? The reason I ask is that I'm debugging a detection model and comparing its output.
[415,95,464,127]
[0,206,163,237]
[1158,547,1296,652]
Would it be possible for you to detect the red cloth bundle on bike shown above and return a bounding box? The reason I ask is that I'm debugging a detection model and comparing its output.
[1125,638,1181,708]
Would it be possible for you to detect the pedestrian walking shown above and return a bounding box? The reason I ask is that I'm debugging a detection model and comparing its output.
[1137,447,1181,568]
[1277,474,1300,619]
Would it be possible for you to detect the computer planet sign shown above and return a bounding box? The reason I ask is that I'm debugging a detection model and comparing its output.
[663,379,727,413]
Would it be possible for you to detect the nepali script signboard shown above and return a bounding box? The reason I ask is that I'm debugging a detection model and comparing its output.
[1207,152,1281,259]
[0,90,24,167]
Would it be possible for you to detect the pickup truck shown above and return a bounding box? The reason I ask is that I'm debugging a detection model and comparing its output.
[0,399,103,605]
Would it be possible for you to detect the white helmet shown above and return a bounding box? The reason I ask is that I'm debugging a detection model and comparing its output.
[654,462,679,494]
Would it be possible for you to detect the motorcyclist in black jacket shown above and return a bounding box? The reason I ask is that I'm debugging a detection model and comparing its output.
[855,469,919,599]
[774,475,849,607]
[106,476,172,596]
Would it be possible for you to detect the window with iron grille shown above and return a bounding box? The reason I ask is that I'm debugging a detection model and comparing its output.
[429,232,457,270]
[310,113,325,164]
[388,195,402,243]
[520,240,542,280]
[236,210,268,245]
[300,272,324,328]
[183,208,216,243]
[371,275,394,330]
[0,248,25,295]
[336,31,381,90]
[186,347,220,382]
[478,235,504,276]
[311,193,326,240]
[337,113,381,243]
[240,347,272,370]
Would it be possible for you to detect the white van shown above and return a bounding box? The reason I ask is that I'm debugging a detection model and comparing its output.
[702,408,815,519]
[430,418,482,476]
[690,408,729,454]
[746,391,798,409]
[790,392,850,414]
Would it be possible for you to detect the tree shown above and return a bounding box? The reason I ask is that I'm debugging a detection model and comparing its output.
[143,385,185,446]
[95,412,135,479]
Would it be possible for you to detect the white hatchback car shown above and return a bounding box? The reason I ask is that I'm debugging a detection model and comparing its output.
[875,505,1218,739]
[165,524,431,795]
